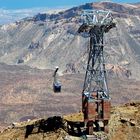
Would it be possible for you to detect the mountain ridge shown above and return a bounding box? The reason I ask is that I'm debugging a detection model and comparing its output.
[0,2,140,79]
[0,2,140,133]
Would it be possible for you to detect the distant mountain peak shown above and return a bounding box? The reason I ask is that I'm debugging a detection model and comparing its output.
[0,2,140,80]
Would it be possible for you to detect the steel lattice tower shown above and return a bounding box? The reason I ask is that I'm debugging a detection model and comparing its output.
[78,10,116,134]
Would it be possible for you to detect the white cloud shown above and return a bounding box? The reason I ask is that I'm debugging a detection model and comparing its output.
[0,7,67,25]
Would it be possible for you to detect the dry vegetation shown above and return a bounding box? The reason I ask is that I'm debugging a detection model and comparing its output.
[0,102,140,140]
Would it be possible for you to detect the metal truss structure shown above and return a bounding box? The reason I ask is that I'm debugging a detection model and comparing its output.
[78,9,116,134]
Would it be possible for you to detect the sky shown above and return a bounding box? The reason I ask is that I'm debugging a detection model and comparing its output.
[0,0,139,9]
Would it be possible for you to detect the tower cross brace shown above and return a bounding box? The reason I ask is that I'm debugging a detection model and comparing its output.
[78,9,116,134]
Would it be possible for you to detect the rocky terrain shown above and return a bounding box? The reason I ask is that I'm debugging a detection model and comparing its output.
[0,62,140,132]
[0,2,140,79]
[0,102,140,140]
[0,2,140,139]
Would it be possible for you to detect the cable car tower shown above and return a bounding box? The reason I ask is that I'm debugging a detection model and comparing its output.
[78,10,115,134]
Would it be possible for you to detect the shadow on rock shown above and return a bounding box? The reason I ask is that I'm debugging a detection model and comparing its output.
[25,116,85,139]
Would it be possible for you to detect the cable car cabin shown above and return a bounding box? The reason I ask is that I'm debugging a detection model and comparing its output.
[53,66,61,92]
[53,81,61,92]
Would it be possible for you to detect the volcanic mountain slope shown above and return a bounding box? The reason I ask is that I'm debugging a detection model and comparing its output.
[0,63,140,131]
[0,1,140,138]
[0,2,140,79]
[0,102,140,140]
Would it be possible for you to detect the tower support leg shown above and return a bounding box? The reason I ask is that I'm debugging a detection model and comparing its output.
[87,121,94,135]
[104,120,109,133]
